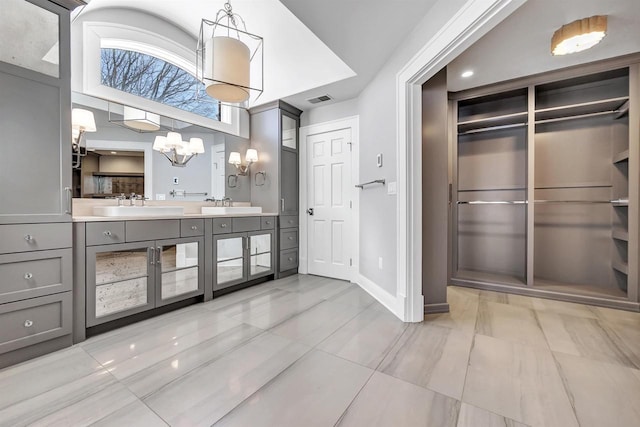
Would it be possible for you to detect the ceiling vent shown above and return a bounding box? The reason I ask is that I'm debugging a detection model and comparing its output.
[306,94,333,104]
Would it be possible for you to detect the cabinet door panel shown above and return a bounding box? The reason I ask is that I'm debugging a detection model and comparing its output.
[249,230,274,280]
[214,233,247,290]
[86,243,155,326]
[281,149,298,214]
[156,238,204,306]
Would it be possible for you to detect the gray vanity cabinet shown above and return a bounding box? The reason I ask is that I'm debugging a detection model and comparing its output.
[213,217,275,291]
[82,219,205,327]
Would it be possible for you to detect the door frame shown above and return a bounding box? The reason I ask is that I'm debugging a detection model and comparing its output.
[299,116,359,283]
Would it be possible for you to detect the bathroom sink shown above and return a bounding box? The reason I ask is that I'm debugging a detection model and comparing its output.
[201,206,263,215]
[93,206,185,217]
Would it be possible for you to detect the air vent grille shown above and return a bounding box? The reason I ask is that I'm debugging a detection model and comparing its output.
[307,94,333,104]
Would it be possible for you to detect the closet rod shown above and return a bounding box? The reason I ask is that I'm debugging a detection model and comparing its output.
[458,123,526,136]
[457,200,527,205]
[534,199,628,204]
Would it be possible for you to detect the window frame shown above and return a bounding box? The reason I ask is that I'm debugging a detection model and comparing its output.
[82,21,237,135]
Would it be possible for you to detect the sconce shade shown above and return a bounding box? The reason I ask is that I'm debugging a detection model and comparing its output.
[228,151,242,165]
[72,108,96,132]
[204,36,250,103]
[245,148,258,163]
[123,106,160,131]
[551,15,607,56]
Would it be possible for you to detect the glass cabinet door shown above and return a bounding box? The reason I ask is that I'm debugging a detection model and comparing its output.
[214,233,247,290]
[86,243,155,326]
[156,238,204,306]
[248,231,274,280]
[282,114,298,150]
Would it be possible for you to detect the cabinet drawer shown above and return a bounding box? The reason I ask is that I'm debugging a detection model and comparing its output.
[261,217,276,230]
[212,218,232,234]
[280,249,298,272]
[280,228,299,250]
[0,223,71,254]
[280,215,298,229]
[0,249,71,304]
[232,217,261,233]
[0,292,72,355]
[126,220,180,242]
[86,222,125,246]
[181,219,205,237]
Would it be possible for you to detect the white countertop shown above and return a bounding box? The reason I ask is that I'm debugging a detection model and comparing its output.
[72,212,280,222]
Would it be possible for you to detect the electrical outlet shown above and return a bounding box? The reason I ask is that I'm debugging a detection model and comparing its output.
[376,153,383,167]
[387,181,397,195]
[156,194,166,200]
[173,177,179,185]
[378,257,383,269]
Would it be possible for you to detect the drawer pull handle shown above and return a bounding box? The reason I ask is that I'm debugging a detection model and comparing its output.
[221,223,227,228]
[266,221,271,225]
[24,234,34,242]
[24,320,34,328]
[288,236,294,240]
[191,226,198,230]
[103,231,112,237]
[24,273,33,280]
[288,257,294,261]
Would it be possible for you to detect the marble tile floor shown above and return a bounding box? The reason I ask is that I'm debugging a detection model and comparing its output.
[1,275,640,426]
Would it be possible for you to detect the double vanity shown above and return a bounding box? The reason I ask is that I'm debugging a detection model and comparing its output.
[71,203,297,342]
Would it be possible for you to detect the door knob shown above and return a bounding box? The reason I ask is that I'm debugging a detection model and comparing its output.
[307,208,314,216]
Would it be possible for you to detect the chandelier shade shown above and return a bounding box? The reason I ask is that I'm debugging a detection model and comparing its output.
[153,132,205,167]
[123,106,161,131]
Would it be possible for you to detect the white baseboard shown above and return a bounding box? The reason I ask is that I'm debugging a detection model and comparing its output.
[357,274,406,321]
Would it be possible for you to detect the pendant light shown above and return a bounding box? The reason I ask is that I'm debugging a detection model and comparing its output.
[197,0,263,105]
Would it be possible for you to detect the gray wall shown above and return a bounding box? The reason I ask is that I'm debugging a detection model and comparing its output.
[300,98,358,128]
[302,0,467,296]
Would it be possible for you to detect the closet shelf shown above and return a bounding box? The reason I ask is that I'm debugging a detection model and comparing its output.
[612,261,629,275]
[535,96,629,123]
[612,229,629,242]
[458,111,527,134]
[613,150,629,164]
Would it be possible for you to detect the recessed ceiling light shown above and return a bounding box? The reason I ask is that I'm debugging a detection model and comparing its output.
[110,151,117,154]
[461,70,474,78]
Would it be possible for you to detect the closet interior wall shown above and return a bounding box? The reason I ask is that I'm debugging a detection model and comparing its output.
[449,59,639,311]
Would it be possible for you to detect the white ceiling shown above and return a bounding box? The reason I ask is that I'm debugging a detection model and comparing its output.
[447,0,640,92]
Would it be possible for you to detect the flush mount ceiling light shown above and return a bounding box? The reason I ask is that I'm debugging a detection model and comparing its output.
[153,131,205,167]
[551,15,607,56]
[123,106,161,131]
[196,0,263,105]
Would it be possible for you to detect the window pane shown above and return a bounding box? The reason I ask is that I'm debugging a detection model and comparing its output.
[161,243,198,272]
[0,0,59,77]
[161,267,198,299]
[250,233,271,255]
[251,253,271,276]
[217,260,243,284]
[100,48,219,121]
[217,237,244,262]
[95,249,149,285]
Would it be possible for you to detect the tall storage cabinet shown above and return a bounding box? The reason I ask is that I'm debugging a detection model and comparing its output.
[250,101,302,277]
[450,60,640,310]
[0,0,77,368]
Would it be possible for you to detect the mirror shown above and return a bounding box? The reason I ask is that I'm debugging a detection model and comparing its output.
[71,93,251,202]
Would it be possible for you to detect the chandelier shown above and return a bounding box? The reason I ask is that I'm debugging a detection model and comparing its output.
[153,132,205,167]
[196,0,263,104]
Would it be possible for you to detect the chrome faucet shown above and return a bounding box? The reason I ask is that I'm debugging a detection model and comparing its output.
[222,197,232,207]
[116,193,127,206]
[129,193,136,206]
[136,194,147,206]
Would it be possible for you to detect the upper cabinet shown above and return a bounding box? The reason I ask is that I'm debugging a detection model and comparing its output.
[249,101,302,215]
[0,0,73,223]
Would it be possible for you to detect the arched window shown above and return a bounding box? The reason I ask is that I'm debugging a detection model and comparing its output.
[100,47,220,121]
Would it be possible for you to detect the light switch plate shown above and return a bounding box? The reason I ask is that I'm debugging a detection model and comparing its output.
[376,153,383,167]
[387,181,397,195]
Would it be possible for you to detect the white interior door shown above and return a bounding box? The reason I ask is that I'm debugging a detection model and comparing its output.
[307,128,352,280]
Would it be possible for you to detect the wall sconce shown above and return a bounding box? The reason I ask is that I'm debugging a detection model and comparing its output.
[228,148,258,175]
[153,132,205,167]
[71,108,96,169]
